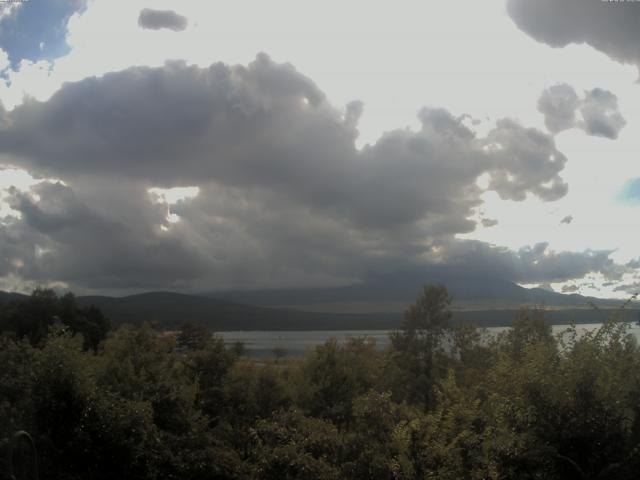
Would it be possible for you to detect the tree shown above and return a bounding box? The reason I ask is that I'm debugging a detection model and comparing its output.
[252,409,342,480]
[2,290,110,351]
[177,321,212,351]
[272,346,288,363]
[5,288,59,346]
[302,337,381,425]
[77,304,111,351]
[499,307,553,361]
[343,391,416,479]
[389,283,452,408]
[0,336,36,441]
[184,336,235,420]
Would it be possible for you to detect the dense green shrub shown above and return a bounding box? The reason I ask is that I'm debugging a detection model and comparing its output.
[2,285,640,479]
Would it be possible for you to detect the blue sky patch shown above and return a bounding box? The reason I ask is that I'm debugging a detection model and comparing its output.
[0,0,87,68]
[618,178,640,205]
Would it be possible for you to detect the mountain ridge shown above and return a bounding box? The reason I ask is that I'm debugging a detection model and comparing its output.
[204,275,624,312]
[0,279,633,331]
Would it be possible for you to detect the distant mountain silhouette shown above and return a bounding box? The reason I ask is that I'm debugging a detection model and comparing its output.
[0,278,632,332]
[75,291,397,330]
[73,290,633,330]
[206,274,622,311]
[0,291,28,303]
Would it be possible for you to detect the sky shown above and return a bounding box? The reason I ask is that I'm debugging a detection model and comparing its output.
[0,0,639,298]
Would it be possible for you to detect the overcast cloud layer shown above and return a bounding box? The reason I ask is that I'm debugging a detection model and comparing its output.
[0,55,628,292]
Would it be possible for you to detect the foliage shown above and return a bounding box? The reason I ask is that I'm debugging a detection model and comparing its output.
[0,289,110,350]
[1,285,640,479]
[388,283,453,407]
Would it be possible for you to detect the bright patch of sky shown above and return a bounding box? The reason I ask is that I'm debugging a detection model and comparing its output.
[148,186,200,226]
[618,178,640,205]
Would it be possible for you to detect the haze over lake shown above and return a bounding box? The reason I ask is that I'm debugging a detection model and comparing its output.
[220,323,640,358]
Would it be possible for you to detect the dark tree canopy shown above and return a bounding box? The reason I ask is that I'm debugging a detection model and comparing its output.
[0,288,110,350]
[1,284,640,479]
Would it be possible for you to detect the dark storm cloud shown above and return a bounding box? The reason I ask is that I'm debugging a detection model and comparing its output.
[614,282,640,295]
[516,242,624,282]
[507,0,640,71]
[561,284,579,293]
[2,180,624,291]
[538,84,626,139]
[0,55,623,291]
[1,180,211,289]
[0,55,568,227]
[0,55,330,185]
[138,8,188,31]
[432,240,626,284]
[7,182,98,233]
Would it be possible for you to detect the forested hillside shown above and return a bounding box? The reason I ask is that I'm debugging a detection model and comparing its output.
[1,286,640,479]
[75,291,639,330]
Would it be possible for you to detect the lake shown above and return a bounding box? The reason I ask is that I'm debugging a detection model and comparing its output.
[219,323,640,358]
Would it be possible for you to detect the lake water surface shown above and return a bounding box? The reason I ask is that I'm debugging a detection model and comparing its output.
[219,323,640,358]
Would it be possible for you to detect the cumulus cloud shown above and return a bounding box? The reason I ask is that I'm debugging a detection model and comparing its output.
[560,215,573,225]
[538,83,580,133]
[138,8,188,31]
[0,55,568,216]
[507,0,640,71]
[432,240,626,285]
[1,180,210,289]
[0,49,8,72]
[0,54,623,292]
[538,84,626,139]
[344,100,364,132]
[580,88,626,139]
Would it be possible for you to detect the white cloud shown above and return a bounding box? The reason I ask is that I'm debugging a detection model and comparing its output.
[0,59,56,110]
[0,2,22,21]
[0,49,8,72]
